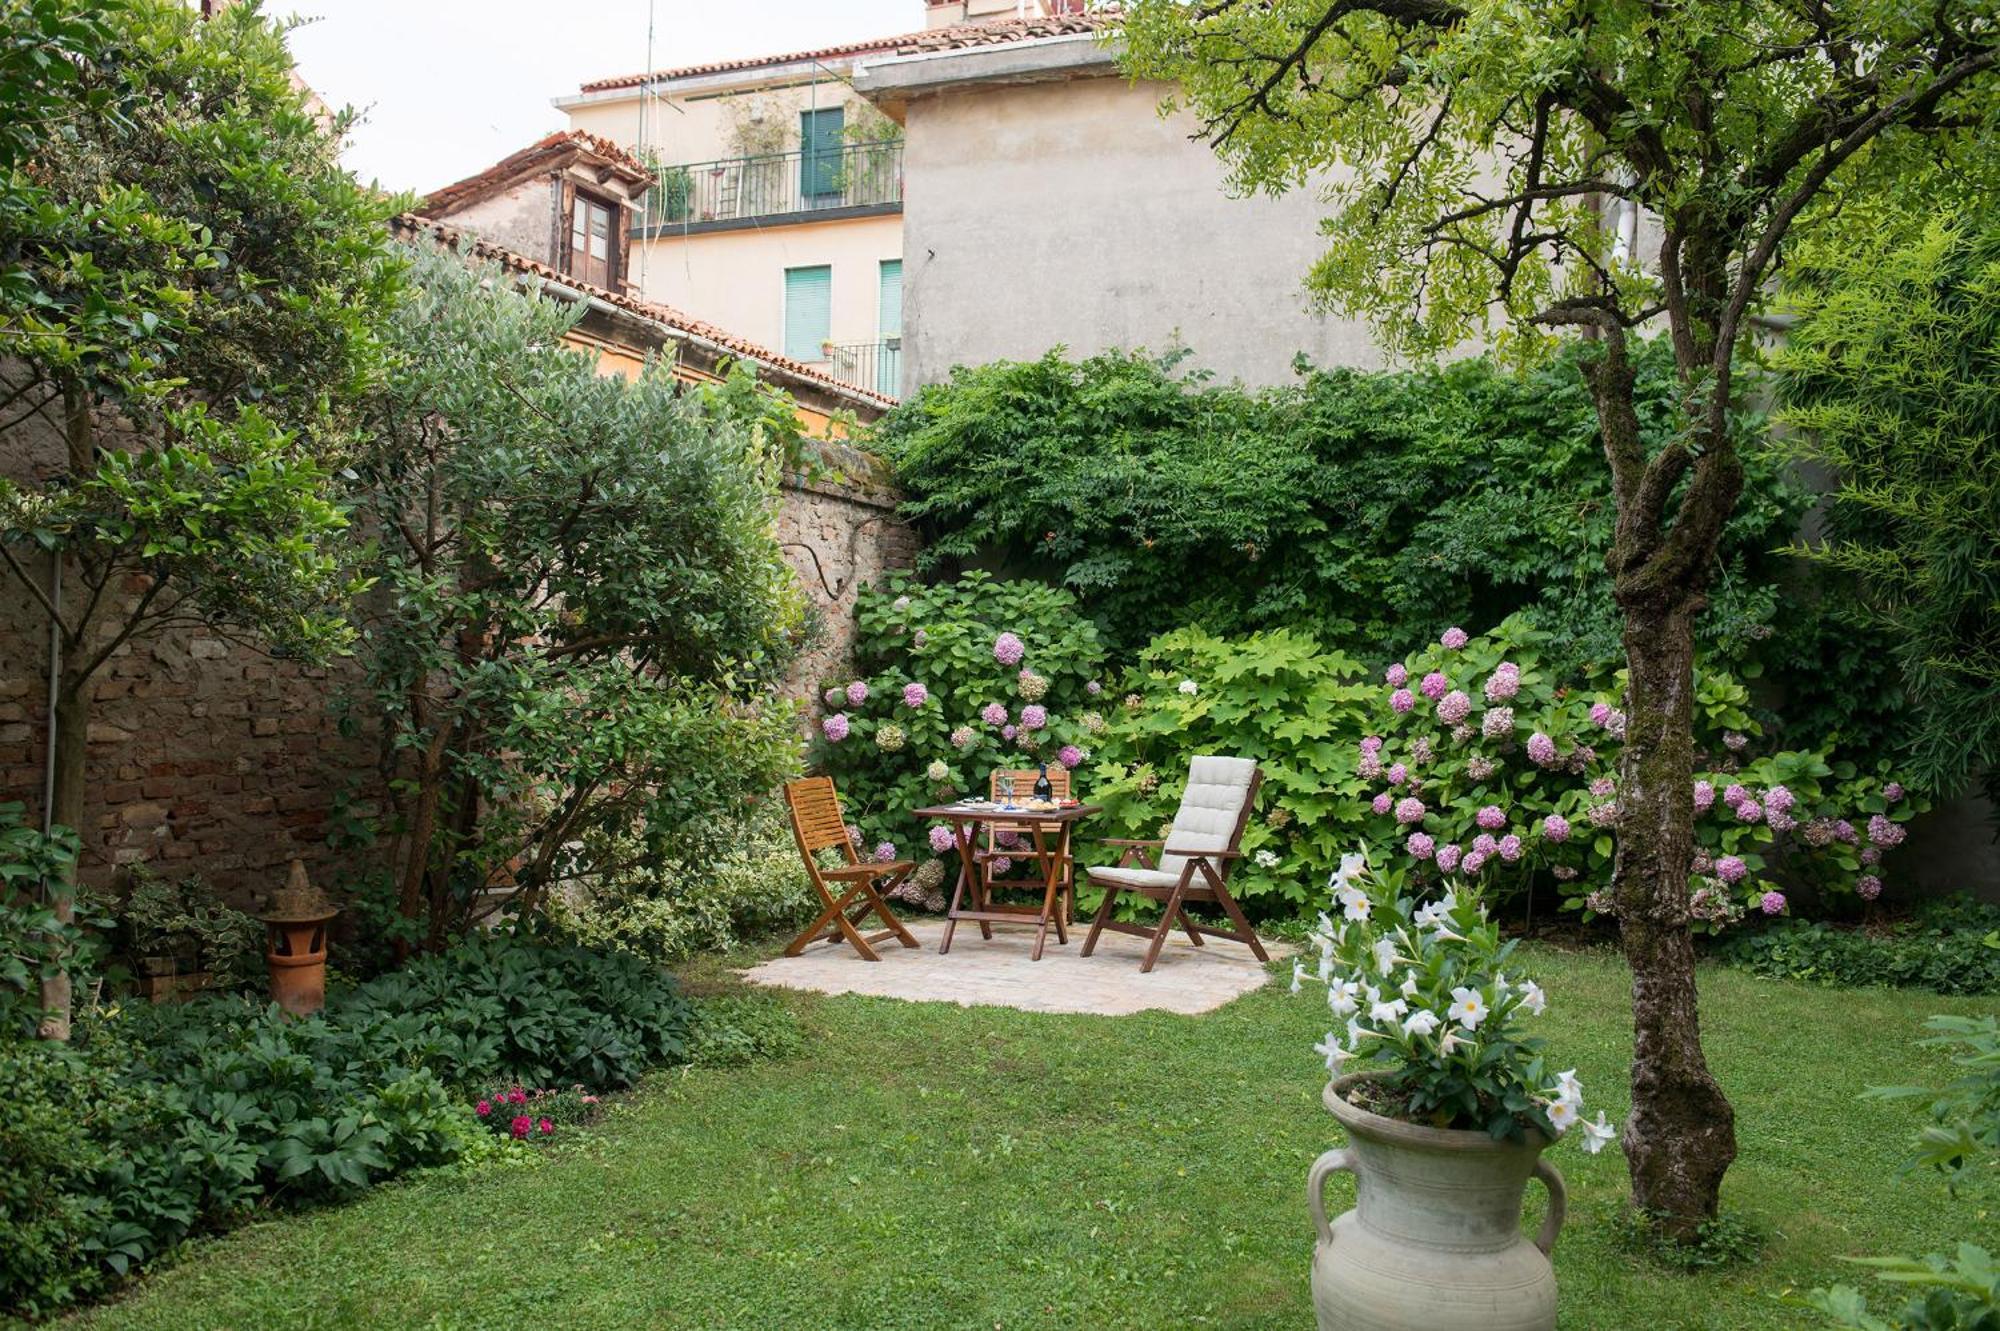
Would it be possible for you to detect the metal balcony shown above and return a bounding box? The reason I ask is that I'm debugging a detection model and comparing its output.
[822,338,902,400]
[641,141,903,234]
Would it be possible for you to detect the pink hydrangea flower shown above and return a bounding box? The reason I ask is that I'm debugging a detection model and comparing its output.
[990,856,1013,876]
[1481,706,1514,739]
[1590,777,1617,799]
[821,712,850,742]
[1693,780,1715,814]
[846,680,869,706]
[1406,832,1435,860]
[1527,732,1558,766]
[949,725,975,750]
[1542,814,1570,843]
[1553,865,1578,882]
[1767,809,1796,833]
[1475,804,1506,830]
[1765,785,1796,815]
[993,632,1025,665]
[1386,762,1409,786]
[1410,736,1433,765]
[1860,846,1881,865]
[1370,793,1394,816]
[1462,850,1488,874]
[846,824,862,847]
[1359,752,1384,780]
[1589,702,1612,726]
[1715,855,1748,884]
[1759,890,1786,915]
[1498,834,1523,862]
[1437,690,1472,725]
[1867,814,1905,848]
[981,702,1008,727]
[1856,875,1883,901]
[1440,627,1468,650]
[1471,833,1498,856]
[1390,688,1416,714]
[1722,783,1748,808]
[874,842,897,863]
[1435,843,1463,873]
[823,686,843,707]
[1385,663,1409,687]
[902,682,929,708]
[1483,668,1520,703]
[1883,782,1905,803]
[1057,744,1084,769]
[1420,671,1450,700]
[1019,704,1048,731]
[928,825,956,854]
[1360,735,1385,753]
[1394,796,1427,825]
[1833,819,1858,844]
[1086,679,1103,696]
[1735,798,1763,823]
[1723,731,1749,752]
[1002,724,1017,740]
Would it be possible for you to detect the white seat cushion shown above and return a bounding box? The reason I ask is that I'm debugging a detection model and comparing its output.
[1158,756,1257,878]
[1083,865,1182,892]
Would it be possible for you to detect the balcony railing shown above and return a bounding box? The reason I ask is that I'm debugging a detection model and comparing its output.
[823,338,902,399]
[646,141,903,229]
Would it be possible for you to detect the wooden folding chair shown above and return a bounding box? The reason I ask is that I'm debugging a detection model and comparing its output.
[782,776,920,962]
[975,767,1076,927]
[1080,756,1270,974]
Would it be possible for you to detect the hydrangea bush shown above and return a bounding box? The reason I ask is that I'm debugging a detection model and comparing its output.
[1295,852,1615,1150]
[1359,616,1926,925]
[810,571,1105,893]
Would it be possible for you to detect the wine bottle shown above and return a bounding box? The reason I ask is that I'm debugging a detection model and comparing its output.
[1034,763,1053,801]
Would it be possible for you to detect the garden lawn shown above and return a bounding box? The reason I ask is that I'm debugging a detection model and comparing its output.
[64,943,1990,1331]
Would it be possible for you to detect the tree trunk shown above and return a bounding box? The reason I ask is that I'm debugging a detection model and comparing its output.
[1613,596,1738,1238]
[35,672,90,1040]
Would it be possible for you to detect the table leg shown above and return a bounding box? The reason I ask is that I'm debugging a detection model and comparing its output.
[940,819,978,955]
[1030,822,1060,961]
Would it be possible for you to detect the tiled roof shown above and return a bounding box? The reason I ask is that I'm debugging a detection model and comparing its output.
[576,11,1116,94]
[422,130,653,216]
[390,214,897,412]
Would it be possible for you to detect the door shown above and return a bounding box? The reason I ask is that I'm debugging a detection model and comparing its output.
[799,106,845,207]
[876,259,903,396]
[784,264,832,362]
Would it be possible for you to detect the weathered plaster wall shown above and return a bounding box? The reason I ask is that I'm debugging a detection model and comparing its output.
[445,177,556,264]
[897,75,1392,391]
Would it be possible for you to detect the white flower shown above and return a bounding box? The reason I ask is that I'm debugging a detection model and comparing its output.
[1346,1016,1371,1047]
[1290,962,1306,994]
[1313,1031,1347,1073]
[1399,972,1420,999]
[1373,937,1399,975]
[1339,886,1372,922]
[1493,971,1511,995]
[1552,1068,1583,1105]
[1177,679,1199,696]
[1439,1029,1464,1056]
[1447,986,1489,1030]
[1333,851,1367,888]
[1517,979,1547,1016]
[1579,1111,1617,1155]
[1546,1097,1580,1133]
[1254,848,1281,869]
[1402,1009,1442,1038]
[1369,996,1409,1025]
[1413,889,1457,930]
[1315,952,1333,982]
[1327,977,1362,1017]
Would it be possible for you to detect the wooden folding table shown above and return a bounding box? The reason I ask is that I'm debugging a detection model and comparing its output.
[913,801,1100,962]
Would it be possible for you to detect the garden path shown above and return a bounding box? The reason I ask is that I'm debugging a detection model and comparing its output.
[739,918,1286,1015]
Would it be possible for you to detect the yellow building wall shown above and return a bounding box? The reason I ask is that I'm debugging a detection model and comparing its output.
[562,328,848,440]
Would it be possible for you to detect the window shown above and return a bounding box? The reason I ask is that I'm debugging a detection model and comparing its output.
[876,259,903,396]
[799,107,845,205]
[568,191,617,288]
[784,264,832,361]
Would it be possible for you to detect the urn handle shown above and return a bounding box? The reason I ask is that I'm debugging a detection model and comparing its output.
[1531,1158,1568,1256]
[1307,1148,1356,1247]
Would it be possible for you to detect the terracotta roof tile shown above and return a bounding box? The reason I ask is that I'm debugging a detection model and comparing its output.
[390,213,897,411]
[576,11,1116,94]
[423,130,654,216]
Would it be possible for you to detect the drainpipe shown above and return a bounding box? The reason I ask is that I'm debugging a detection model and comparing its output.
[40,553,59,839]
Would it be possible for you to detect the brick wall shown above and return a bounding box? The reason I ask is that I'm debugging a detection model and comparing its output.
[0,445,914,908]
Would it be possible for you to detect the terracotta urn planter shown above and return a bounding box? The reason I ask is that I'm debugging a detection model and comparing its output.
[258,860,338,1017]
[1309,1073,1566,1331]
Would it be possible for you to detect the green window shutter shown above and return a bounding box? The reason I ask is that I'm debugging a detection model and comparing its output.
[784,264,832,361]
[800,107,845,204]
[876,259,903,395]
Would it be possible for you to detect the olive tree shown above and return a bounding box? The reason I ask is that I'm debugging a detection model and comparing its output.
[1121,0,2000,1236]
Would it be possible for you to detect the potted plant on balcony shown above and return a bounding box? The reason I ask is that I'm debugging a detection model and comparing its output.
[1292,852,1616,1331]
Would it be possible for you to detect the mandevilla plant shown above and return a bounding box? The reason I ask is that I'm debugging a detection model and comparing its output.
[1358,618,1925,925]
[1295,852,1614,1152]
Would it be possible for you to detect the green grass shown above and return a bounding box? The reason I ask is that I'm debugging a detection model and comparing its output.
[63,942,1989,1331]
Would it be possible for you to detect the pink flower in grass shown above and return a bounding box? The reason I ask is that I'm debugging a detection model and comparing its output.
[476,1100,492,1117]
[511,1115,532,1139]
[509,1087,527,1105]
[538,1117,554,1135]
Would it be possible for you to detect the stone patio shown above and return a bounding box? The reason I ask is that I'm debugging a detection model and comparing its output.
[738,918,1285,1016]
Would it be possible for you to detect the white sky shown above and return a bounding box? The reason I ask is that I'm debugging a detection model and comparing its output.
[286,0,917,196]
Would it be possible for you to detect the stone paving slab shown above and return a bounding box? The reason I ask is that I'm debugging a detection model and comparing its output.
[738,918,1286,1016]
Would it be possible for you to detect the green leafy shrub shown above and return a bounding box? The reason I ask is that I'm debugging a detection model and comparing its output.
[1086,618,1922,925]
[1712,898,2000,996]
[0,937,695,1317]
[874,344,1900,753]
[117,865,263,991]
[811,571,1107,886]
[0,804,95,1037]
[548,802,815,962]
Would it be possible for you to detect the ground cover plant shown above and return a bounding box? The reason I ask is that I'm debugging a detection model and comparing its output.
[1713,897,2000,997]
[53,945,1991,1331]
[0,936,694,1318]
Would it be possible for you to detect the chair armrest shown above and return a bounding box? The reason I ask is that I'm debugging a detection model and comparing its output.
[821,861,909,880]
[1099,838,1165,848]
[1161,844,1244,860]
